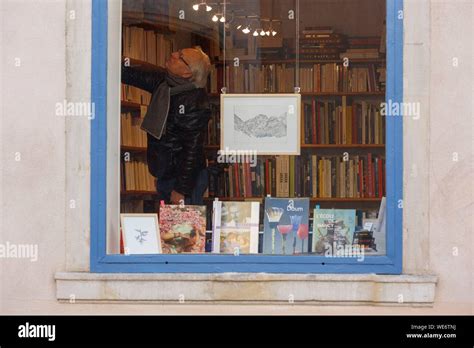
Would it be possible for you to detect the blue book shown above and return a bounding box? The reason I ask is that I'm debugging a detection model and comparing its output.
[312,208,356,255]
[263,197,310,255]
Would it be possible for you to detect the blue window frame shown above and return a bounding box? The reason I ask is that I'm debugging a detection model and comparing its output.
[90,0,403,273]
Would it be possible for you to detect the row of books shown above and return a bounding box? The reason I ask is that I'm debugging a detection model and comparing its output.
[302,98,385,145]
[121,109,147,148]
[204,104,220,145]
[211,63,384,94]
[340,48,380,59]
[121,198,386,256]
[121,159,156,192]
[310,63,383,93]
[121,83,152,105]
[296,31,347,60]
[207,154,385,199]
[122,25,173,67]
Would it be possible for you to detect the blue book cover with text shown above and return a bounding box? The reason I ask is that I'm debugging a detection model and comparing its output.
[263,197,310,255]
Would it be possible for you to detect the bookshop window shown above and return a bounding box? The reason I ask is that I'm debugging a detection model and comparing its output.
[91,0,403,273]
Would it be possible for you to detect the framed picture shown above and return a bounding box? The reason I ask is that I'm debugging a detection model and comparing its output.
[120,214,161,254]
[220,94,301,155]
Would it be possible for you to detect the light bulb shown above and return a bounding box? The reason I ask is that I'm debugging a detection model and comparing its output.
[242,27,250,34]
[206,5,212,11]
[253,30,259,36]
[220,16,226,22]
[260,29,265,36]
[193,4,199,11]
[272,30,277,36]
[212,15,219,22]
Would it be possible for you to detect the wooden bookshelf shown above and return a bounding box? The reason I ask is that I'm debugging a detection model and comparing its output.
[214,58,386,65]
[121,190,157,196]
[204,145,220,150]
[122,18,175,35]
[122,57,162,72]
[120,7,387,215]
[301,92,385,97]
[204,197,381,202]
[121,100,141,110]
[208,92,385,97]
[301,144,385,149]
[121,146,147,153]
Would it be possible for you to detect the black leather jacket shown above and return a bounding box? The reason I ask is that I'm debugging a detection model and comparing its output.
[122,66,211,196]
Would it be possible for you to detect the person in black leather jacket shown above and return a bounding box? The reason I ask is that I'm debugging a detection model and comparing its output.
[122,46,211,204]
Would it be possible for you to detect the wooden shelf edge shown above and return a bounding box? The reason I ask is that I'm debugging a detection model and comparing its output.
[301,144,385,148]
[214,58,386,65]
[121,146,147,152]
[204,197,382,202]
[121,191,157,195]
[121,100,141,109]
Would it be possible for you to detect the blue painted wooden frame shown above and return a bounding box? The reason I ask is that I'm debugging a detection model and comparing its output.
[90,0,403,273]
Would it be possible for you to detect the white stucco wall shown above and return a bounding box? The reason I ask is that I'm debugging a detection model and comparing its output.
[0,0,472,314]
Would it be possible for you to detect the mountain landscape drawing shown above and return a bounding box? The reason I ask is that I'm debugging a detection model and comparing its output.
[234,112,287,138]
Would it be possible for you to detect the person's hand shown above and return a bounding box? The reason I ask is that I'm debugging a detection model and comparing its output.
[170,190,185,205]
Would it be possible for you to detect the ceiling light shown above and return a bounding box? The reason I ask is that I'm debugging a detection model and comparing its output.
[193,4,199,11]
[212,15,219,22]
[265,31,270,36]
[272,30,277,36]
[260,29,265,36]
[220,16,226,23]
[236,24,242,30]
[242,27,250,34]
[206,5,212,11]
[253,30,259,36]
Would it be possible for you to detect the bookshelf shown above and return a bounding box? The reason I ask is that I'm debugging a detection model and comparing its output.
[120,19,174,209]
[119,4,387,219]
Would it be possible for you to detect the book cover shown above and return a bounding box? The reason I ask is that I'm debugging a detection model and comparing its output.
[212,201,260,254]
[312,208,356,255]
[158,205,207,254]
[263,197,310,255]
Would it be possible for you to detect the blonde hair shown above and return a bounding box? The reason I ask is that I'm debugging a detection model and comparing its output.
[189,46,211,88]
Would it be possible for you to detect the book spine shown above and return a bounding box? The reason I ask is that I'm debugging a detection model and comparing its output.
[367,153,373,198]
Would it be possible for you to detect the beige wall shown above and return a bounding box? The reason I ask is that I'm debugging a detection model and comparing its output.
[0,0,472,314]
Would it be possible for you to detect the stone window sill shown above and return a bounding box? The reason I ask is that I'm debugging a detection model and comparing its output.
[55,272,437,306]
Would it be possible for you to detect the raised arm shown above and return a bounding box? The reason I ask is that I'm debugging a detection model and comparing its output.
[121,64,166,93]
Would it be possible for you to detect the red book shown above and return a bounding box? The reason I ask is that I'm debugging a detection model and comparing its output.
[120,228,124,254]
[234,163,240,198]
[358,159,364,198]
[378,157,383,198]
[265,159,270,195]
[317,102,322,144]
[372,160,376,198]
[311,98,317,144]
[367,153,373,198]
[245,162,252,197]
